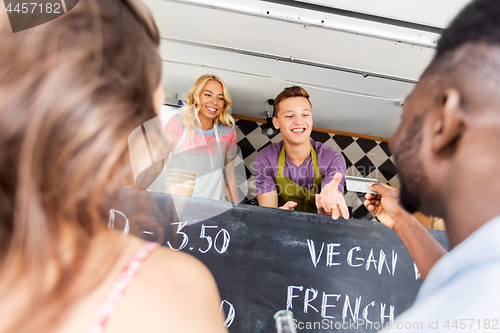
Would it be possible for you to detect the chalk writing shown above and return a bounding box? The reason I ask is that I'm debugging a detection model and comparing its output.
[108,209,130,235]
[307,240,398,276]
[413,262,421,280]
[220,299,235,327]
[167,222,231,254]
[167,221,189,250]
[307,239,324,268]
[286,286,395,324]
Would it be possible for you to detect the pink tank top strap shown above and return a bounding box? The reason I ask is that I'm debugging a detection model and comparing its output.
[88,241,159,333]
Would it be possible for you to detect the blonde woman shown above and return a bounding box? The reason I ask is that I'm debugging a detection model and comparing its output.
[162,75,239,202]
[0,0,227,332]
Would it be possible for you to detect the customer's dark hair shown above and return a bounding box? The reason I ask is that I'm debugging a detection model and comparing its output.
[420,0,500,112]
[423,0,500,79]
[436,0,500,57]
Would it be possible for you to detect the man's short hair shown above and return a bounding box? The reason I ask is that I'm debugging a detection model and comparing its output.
[424,0,500,78]
[437,0,500,58]
[273,86,311,117]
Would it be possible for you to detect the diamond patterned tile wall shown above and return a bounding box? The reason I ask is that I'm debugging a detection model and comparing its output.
[234,119,398,220]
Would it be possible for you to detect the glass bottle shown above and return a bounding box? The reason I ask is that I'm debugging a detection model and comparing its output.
[274,310,297,333]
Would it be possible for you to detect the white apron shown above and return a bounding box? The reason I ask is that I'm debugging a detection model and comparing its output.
[165,124,227,201]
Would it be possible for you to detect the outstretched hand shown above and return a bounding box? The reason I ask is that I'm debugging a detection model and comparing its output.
[315,172,349,220]
[363,183,406,231]
[279,201,297,210]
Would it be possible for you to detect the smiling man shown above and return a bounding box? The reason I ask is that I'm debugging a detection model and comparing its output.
[254,86,348,219]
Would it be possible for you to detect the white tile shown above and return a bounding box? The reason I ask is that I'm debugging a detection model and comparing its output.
[344,191,362,210]
[245,127,270,151]
[270,132,283,143]
[233,151,245,166]
[243,151,257,173]
[244,175,256,199]
[342,142,366,165]
[367,169,388,184]
[366,145,390,167]
[235,126,245,142]
[345,165,363,178]
[387,174,400,189]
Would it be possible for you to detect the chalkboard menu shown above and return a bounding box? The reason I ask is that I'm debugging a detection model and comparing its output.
[108,189,448,332]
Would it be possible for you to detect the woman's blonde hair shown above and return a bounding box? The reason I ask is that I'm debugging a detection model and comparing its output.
[180,74,235,137]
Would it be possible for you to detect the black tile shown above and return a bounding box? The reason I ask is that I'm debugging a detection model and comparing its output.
[379,141,391,157]
[237,137,256,159]
[236,119,259,136]
[352,204,373,220]
[354,156,377,178]
[267,129,281,140]
[379,159,398,181]
[260,123,280,139]
[356,138,377,154]
[258,141,272,152]
[341,152,352,169]
[332,135,354,150]
[244,197,258,205]
[310,131,331,143]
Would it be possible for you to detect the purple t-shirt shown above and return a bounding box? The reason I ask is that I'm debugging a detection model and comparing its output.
[254,140,346,195]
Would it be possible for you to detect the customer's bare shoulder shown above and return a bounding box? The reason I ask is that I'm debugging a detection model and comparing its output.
[105,244,227,333]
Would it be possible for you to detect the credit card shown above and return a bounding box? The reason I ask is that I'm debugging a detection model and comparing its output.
[345,176,378,194]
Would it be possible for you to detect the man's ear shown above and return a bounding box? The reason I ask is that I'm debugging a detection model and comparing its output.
[432,89,465,152]
[272,116,280,130]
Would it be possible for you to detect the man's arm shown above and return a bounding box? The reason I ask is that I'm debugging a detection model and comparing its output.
[257,191,297,210]
[315,172,349,219]
[254,150,297,210]
[364,183,447,281]
[315,148,348,219]
[257,191,278,208]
